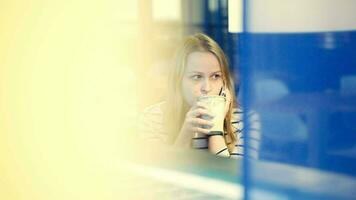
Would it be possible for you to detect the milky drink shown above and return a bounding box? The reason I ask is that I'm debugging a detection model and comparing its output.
[197,95,226,135]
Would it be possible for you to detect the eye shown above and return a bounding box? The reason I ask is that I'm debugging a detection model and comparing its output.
[212,73,221,80]
[190,74,202,80]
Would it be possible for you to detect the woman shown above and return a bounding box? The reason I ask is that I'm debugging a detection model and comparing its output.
[139,33,260,158]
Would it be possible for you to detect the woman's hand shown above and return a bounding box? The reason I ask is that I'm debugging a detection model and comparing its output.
[180,102,215,135]
[174,102,214,148]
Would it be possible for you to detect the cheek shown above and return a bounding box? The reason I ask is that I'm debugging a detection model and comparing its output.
[181,80,200,105]
[213,80,224,93]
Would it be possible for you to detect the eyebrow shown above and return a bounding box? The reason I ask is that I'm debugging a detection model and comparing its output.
[187,70,222,75]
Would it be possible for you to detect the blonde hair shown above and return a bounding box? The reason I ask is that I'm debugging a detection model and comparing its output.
[164,33,238,152]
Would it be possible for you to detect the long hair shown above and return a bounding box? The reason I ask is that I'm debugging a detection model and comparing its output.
[164,33,238,152]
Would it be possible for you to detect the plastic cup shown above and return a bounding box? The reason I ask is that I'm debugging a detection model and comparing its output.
[197,95,226,136]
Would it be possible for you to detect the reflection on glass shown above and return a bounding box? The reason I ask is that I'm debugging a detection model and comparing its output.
[241,1,356,199]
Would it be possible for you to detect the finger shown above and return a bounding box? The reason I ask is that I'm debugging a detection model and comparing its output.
[196,101,206,108]
[193,127,210,135]
[192,101,206,110]
[187,107,207,117]
[223,89,232,117]
[191,108,214,118]
[190,118,214,127]
[223,87,230,97]
[186,103,205,117]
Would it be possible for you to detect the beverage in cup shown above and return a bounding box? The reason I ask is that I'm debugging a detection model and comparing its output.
[197,95,226,136]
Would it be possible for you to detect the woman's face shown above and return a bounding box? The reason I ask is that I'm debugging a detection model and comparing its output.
[181,51,224,107]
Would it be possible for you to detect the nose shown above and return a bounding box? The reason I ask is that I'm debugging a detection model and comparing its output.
[201,79,211,95]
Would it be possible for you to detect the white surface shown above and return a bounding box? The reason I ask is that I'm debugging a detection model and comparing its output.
[247,0,356,32]
[228,0,244,33]
[124,162,243,199]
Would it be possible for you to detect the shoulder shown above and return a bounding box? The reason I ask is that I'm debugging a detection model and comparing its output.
[138,101,168,140]
[230,107,261,138]
[142,101,166,115]
[231,107,243,121]
[140,101,166,125]
[231,108,243,133]
[231,107,260,122]
[230,107,261,159]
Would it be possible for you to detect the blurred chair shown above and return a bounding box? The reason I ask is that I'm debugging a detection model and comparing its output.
[340,75,356,96]
[254,78,289,103]
[328,75,356,149]
[254,78,308,164]
[323,75,356,174]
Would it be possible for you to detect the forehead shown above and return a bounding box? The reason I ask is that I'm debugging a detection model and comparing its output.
[185,51,221,73]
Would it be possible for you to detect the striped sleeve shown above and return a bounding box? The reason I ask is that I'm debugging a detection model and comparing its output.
[215,147,230,157]
[229,108,261,159]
